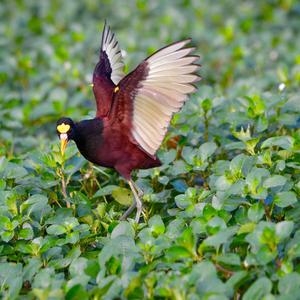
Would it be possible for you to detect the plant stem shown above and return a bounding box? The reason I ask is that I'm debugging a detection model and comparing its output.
[204,111,209,142]
[59,168,70,208]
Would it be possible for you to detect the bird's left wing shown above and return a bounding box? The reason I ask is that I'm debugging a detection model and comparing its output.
[111,39,201,156]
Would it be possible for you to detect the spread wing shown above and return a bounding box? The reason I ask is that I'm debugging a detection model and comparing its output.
[111,39,201,156]
[93,22,125,84]
[93,22,125,116]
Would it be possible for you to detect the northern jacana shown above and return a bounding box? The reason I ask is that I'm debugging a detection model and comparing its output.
[56,22,201,222]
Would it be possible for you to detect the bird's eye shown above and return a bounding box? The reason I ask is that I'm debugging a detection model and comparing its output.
[57,123,70,134]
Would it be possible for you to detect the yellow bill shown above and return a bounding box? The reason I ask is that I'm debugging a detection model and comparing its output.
[60,133,68,155]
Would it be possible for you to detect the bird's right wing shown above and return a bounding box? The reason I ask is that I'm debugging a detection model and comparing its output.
[93,21,125,85]
[111,39,201,156]
[93,22,125,117]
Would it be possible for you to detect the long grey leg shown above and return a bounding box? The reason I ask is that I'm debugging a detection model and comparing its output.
[120,200,136,221]
[131,181,144,198]
[128,180,143,223]
[119,180,143,223]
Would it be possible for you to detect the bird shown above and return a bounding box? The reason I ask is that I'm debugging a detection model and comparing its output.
[56,22,201,222]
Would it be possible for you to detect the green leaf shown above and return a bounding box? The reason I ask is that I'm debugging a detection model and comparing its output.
[165,246,192,261]
[111,187,133,206]
[182,146,197,165]
[93,185,118,198]
[246,167,269,199]
[229,154,246,176]
[216,253,241,266]
[278,272,300,295]
[170,160,189,175]
[0,162,28,179]
[148,215,165,236]
[63,217,80,230]
[0,215,11,230]
[175,194,193,209]
[65,232,80,244]
[159,149,177,164]
[177,227,196,253]
[275,221,294,241]
[225,271,248,290]
[23,258,42,282]
[46,224,67,235]
[238,222,256,235]
[69,257,88,277]
[274,191,297,208]
[20,194,50,219]
[261,136,294,150]
[207,216,227,233]
[214,175,232,191]
[263,175,287,188]
[199,142,217,161]
[50,246,81,269]
[255,245,277,265]
[111,221,134,239]
[0,179,6,190]
[98,235,139,269]
[248,202,264,223]
[190,261,232,297]
[0,263,23,299]
[201,226,238,249]
[1,230,14,242]
[66,284,89,300]
[19,226,34,240]
[243,277,272,300]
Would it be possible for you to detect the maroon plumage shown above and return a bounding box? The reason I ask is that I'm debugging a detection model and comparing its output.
[56,22,201,221]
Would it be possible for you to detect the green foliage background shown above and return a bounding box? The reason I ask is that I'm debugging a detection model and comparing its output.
[1,0,300,299]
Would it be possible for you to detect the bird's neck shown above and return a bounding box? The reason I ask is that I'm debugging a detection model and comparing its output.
[72,118,104,160]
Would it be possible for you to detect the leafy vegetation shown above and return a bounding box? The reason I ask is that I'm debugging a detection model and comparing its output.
[1,0,300,299]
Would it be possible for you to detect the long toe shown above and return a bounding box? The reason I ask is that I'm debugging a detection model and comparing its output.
[120,203,136,221]
[135,197,143,223]
[135,207,141,223]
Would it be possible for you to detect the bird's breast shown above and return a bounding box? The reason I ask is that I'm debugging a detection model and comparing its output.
[75,126,126,168]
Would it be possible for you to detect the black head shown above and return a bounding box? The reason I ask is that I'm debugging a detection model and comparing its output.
[56,117,75,136]
[56,117,76,155]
